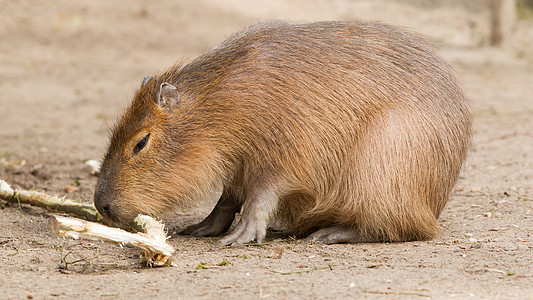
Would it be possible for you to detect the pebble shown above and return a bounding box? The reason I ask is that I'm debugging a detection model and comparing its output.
[504,245,517,251]
[517,245,529,251]
[470,243,482,249]
[84,159,101,176]
[64,185,79,193]
[470,187,482,193]
[268,246,284,259]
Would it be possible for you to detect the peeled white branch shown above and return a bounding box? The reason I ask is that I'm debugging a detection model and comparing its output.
[50,215,175,266]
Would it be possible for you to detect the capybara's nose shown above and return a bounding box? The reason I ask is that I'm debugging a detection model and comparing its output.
[100,203,111,217]
[94,192,109,218]
[94,183,113,220]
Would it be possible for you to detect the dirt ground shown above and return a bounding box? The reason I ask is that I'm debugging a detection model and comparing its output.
[1,0,532,299]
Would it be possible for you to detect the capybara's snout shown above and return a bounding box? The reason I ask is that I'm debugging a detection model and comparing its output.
[94,180,113,220]
[93,179,134,224]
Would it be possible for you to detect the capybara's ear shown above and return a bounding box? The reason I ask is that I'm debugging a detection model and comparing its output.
[141,75,153,87]
[155,82,180,112]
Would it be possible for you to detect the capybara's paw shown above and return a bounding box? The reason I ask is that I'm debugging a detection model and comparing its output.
[215,219,266,246]
[181,205,237,237]
[305,226,362,244]
[181,223,216,236]
[181,222,204,235]
[181,218,232,237]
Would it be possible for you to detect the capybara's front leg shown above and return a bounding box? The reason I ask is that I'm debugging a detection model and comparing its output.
[216,188,278,246]
[181,192,241,237]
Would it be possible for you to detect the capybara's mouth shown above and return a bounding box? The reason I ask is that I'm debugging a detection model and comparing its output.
[98,214,122,227]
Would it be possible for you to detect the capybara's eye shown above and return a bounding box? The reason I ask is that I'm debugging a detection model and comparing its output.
[133,133,150,155]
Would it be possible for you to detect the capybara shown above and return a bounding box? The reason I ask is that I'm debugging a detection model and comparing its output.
[94,20,471,246]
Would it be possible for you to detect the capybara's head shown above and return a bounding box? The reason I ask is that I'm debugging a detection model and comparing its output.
[94,76,222,224]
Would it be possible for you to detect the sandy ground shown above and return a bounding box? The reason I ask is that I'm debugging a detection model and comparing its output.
[1,0,532,299]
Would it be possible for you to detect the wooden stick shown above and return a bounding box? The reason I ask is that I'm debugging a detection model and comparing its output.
[0,179,102,222]
[132,214,175,266]
[50,215,174,266]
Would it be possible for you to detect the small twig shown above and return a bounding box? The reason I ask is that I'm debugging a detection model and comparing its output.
[361,290,430,297]
[225,242,274,248]
[481,267,508,275]
[269,264,337,275]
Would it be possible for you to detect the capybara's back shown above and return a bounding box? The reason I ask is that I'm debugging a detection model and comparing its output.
[95,21,472,246]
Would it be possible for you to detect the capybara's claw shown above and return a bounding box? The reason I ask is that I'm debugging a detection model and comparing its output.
[182,194,239,237]
[215,220,266,246]
[181,217,233,237]
[306,226,363,244]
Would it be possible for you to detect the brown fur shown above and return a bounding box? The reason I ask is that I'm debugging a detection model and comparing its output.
[95,20,471,244]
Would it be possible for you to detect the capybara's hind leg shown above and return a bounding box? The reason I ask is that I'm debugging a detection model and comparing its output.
[306,226,368,244]
[181,192,241,237]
